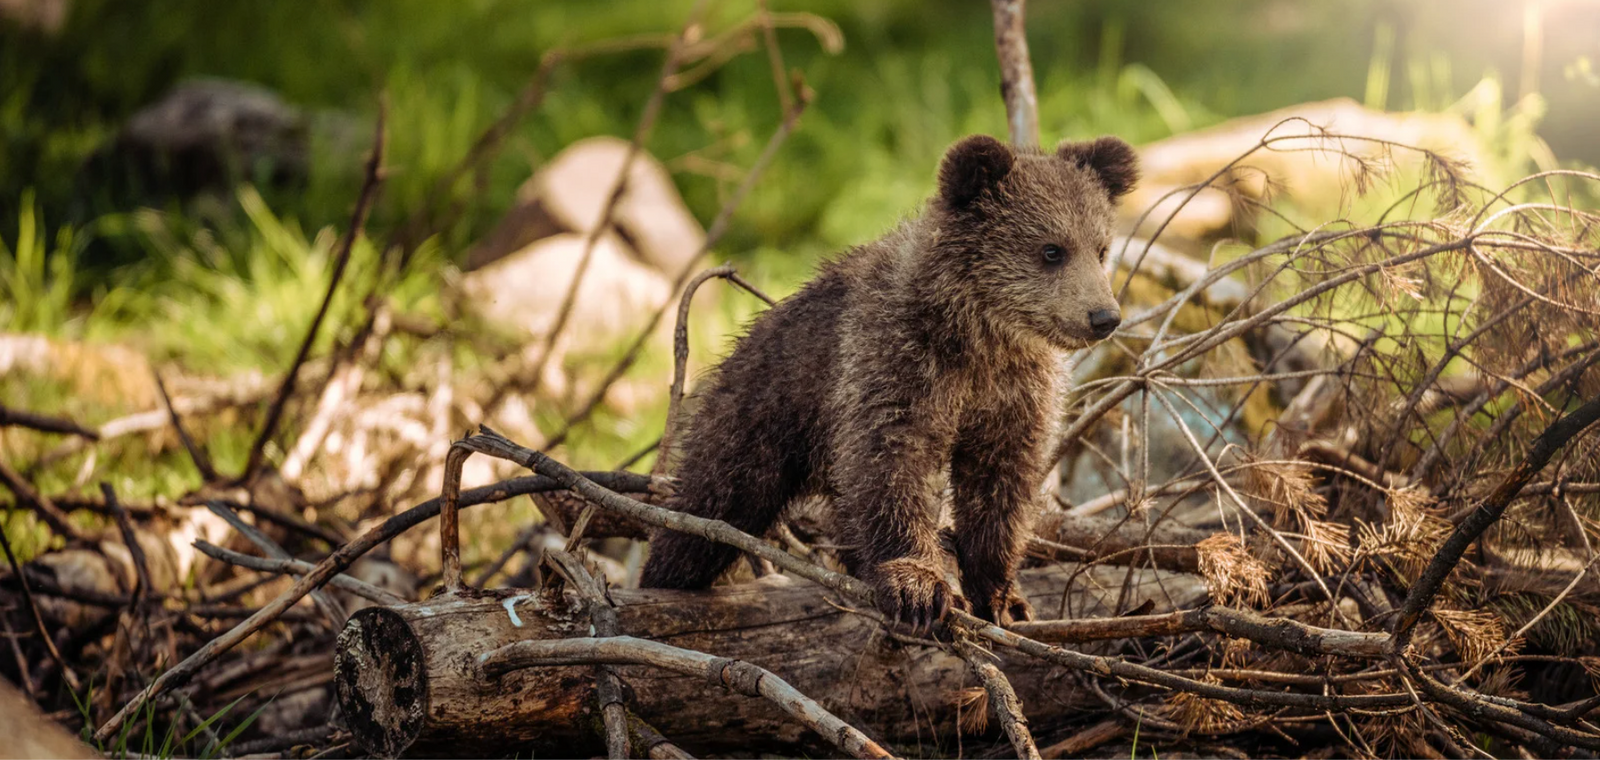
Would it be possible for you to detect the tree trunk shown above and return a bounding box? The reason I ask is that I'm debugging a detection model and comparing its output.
[334,563,1206,757]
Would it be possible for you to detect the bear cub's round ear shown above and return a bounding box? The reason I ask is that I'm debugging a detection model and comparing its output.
[1056,136,1140,200]
[938,135,1015,209]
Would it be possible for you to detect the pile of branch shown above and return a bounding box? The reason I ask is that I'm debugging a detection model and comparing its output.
[2,1,1599,758]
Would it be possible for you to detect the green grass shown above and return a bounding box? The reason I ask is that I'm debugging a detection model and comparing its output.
[69,675,267,759]
[1,0,1595,546]
[0,0,1507,258]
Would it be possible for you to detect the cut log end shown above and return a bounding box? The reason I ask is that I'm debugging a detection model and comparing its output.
[335,607,428,758]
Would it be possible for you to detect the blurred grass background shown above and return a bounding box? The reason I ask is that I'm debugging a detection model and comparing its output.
[6,0,1597,268]
[0,0,1596,520]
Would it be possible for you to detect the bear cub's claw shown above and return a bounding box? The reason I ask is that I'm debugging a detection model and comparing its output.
[872,556,968,633]
[972,583,1035,627]
[647,475,679,503]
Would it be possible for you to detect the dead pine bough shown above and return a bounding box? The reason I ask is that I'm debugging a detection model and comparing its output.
[2,1,1600,758]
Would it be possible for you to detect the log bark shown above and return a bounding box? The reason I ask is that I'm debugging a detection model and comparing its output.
[335,563,1206,757]
[1030,509,1209,573]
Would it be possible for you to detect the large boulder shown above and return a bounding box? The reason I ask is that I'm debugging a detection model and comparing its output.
[0,0,69,33]
[459,231,673,349]
[456,138,710,407]
[466,136,705,275]
[1123,98,1491,241]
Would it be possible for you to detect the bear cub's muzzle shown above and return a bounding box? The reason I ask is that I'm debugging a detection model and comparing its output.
[1088,308,1121,340]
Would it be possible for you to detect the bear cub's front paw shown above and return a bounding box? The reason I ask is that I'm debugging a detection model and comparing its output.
[646,474,679,504]
[971,582,1034,626]
[871,557,967,632]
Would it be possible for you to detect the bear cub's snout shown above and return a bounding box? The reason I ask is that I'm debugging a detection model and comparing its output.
[1088,308,1121,340]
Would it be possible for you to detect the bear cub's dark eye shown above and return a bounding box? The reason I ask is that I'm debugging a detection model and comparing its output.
[1042,244,1066,266]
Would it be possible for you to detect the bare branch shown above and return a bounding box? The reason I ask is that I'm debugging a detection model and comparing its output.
[479,636,893,759]
[102,483,152,605]
[205,501,347,626]
[242,103,387,480]
[153,370,217,481]
[0,522,78,691]
[953,637,1040,759]
[516,0,712,408]
[0,403,98,440]
[193,540,405,606]
[0,458,83,543]
[990,0,1039,148]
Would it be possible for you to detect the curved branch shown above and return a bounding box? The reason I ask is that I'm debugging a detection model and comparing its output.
[479,636,893,759]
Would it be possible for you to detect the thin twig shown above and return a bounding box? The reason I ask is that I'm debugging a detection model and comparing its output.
[205,501,347,626]
[0,522,79,691]
[952,636,1040,759]
[392,32,699,255]
[0,613,36,698]
[1150,387,1353,626]
[0,458,83,542]
[1393,393,1600,649]
[1395,654,1600,750]
[655,263,734,475]
[515,0,712,410]
[1459,553,1597,682]
[472,522,542,588]
[280,305,388,483]
[1010,606,1386,655]
[626,711,696,760]
[757,0,792,113]
[192,540,405,607]
[1055,233,1477,464]
[153,370,217,481]
[241,102,387,480]
[547,549,630,759]
[0,403,98,440]
[102,483,152,605]
[33,378,278,469]
[203,497,346,547]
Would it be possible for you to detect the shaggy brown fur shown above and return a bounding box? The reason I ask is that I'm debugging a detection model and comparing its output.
[640,134,1138,627]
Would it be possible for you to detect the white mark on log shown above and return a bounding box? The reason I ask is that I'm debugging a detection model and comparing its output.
[503,595,529,627]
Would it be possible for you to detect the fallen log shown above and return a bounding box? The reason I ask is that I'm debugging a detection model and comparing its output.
[334,563,1207,757]
[1030,509,1209,573]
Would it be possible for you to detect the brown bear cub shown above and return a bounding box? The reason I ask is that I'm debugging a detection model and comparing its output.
[641,134,1137,628]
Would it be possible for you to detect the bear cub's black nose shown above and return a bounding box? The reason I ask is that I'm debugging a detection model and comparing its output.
[1088,308,1121,339]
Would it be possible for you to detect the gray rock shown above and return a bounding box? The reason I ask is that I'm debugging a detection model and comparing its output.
[93,78,310,200]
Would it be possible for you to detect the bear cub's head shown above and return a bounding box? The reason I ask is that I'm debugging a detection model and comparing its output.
[932,133,1138,351]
